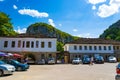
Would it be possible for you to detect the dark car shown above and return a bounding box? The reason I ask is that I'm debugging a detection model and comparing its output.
[82,57,90,64]
[94,56,104,64]
[3,60,29,71]
[115,63,120,80]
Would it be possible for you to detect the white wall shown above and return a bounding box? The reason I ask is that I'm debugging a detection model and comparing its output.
[0,37,57,52]
[64,44,114,54]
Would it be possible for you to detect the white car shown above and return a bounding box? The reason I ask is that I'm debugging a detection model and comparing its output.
[108,56,117,63]
[0,60,15,76]
[72,58,82,64]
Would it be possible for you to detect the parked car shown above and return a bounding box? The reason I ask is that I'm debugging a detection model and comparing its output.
[3,60,29,71]
[56,60,62,64]
[0,60,15,76]
[27,58,35,64]
[94,56,104,64]
[47,58,55,64]
[72,58,82,64]
[36,59,45,65]
[115,63,120,80]
[108,56,117,63]
[82,56,90,64]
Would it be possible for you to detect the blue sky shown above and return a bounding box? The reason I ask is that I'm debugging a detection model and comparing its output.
[0,0,120,38]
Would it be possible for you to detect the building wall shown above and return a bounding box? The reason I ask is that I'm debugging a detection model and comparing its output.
[0,38,57,52]
[64,44,114,53]
[64,44,114,62]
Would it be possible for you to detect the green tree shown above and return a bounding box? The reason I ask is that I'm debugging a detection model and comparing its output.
[57,41,64,52]
[99,20,120,41]
[0,12,17,36]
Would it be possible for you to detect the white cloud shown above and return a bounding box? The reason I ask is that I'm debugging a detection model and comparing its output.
[73,29,78,32]
[15,27,27,33]
[88,0,106,5]
[97,0,120,18]
[48,19,55,27]
[18,9,49,18]
[58,24,62,27]
[0,0,4,2]
[75,33,97,38]
[88,0,106,10]
[92,5,96,10]
[13,5,18,9]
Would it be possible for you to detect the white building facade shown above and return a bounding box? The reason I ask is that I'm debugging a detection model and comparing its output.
[0,34,57,61]
[64,38,120,62]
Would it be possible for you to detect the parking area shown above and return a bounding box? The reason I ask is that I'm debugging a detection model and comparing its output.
[0,63,118,80]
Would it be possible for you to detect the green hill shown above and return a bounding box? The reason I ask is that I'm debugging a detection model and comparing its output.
[99,20,120,41]
[26,22,78,43]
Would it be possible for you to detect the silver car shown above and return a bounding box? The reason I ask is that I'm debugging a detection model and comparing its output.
[48,58,55,64]
[108,56,117,63]
[72,58,82,64]
[0,60,15,76]
[36,59,45,65]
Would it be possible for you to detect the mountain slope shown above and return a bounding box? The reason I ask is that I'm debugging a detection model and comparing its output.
[26,22,78,43]
[99,20,120,41]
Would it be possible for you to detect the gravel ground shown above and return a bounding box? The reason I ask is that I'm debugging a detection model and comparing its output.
[0,63,118,80]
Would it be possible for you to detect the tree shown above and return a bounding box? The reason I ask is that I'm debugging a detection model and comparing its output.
[57,41,64,52]
[0,12,17,36]
[99,20,120,41]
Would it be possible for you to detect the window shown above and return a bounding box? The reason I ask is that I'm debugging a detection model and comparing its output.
[4,41,8,48]
[31,41,34,48]
[26,41,30,48]
[79,46,82,50]
[36,41,39,48]
[22,41,25,48]
[18,40,21,48]
[84,46,87,50]
[89,46,92,50]
[108,46,111,50]
[74,45,77,50]
[99,46,101,50]
[41,42,44,48]
[94,46,97,50]
[48,42,52,48]
[104,46,106,50]
[11,41,15,48]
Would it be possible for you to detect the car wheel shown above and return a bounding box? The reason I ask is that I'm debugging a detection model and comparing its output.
[0,70,3,76]
[17,67,22,71]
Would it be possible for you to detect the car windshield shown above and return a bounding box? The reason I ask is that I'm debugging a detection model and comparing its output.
[48,58,54,60]
[13,60,20,64]
[74,58,80,60]
[84,58,90,61]
[109,56,115,59]
[96,56,103,59]
[0,61,5,64]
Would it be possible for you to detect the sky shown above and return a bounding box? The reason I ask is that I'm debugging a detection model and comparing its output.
[0,0,120,38]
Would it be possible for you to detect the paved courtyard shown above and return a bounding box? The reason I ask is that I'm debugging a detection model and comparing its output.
[0,63,118,80]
